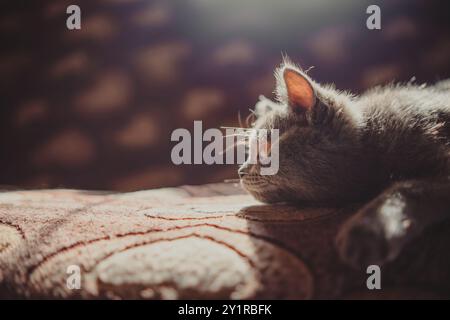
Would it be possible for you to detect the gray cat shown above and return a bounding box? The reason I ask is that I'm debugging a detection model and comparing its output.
[238,59,450,269]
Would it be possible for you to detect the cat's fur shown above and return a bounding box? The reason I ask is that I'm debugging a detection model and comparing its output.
[239,59,450,268]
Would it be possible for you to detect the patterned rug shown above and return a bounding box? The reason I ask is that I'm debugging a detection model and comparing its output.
[1,183,449,299]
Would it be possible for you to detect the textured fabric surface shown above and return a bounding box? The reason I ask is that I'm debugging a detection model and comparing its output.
[0,183,449,299]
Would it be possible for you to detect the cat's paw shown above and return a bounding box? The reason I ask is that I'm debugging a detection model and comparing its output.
[336,220,390,269]
[336,193,414,269]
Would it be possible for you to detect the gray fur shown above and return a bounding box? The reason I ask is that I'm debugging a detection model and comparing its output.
[239,60,450,268]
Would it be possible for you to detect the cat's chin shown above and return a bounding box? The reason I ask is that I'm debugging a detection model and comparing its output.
[240,181,283,204]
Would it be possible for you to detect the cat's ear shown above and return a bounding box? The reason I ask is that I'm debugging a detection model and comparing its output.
[283,69,316,112]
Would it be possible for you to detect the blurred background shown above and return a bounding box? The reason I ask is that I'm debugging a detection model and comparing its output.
[0,0,449,191]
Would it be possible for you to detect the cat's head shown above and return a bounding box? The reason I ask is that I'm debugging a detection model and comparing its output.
[239,60,368,204]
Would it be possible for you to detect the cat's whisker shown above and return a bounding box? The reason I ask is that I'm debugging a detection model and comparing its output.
[245,112,256,127]
[222,133,251,138]
[220,126,254,131]
[235,140,248,146]
[219,143,238,156]
[238,110,244,128]
[218,139,249,156]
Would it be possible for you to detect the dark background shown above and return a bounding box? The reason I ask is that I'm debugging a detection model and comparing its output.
[1,0,449,191]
